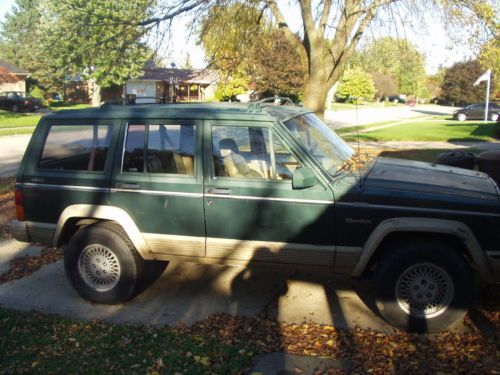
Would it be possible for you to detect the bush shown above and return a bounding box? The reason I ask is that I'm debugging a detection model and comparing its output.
[337,68,376,101]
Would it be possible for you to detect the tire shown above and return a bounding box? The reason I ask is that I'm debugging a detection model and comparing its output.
[64,222,147,304]
[11,105,18,112]
[373,241,472,333]
[491,113,499,122]
[457,113,467,121]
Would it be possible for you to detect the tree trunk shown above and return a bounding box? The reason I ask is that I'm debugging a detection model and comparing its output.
[303,76,329,119]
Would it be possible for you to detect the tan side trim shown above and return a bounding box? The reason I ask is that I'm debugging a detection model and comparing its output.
[352,218,494,282]
[143,233,205,257]
[334,246,363,274]
[206,237,334,266]
[54,205,152,259]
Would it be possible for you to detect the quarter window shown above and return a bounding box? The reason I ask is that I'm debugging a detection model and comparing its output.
[212,125,300,180]
[39,124,112,171]
[122,124,196,175]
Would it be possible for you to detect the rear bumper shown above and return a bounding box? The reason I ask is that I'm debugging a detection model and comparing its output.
[8,220,56,246]
[8,220,30,243]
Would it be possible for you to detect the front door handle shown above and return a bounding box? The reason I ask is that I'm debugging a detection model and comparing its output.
[205,187,232,195]
[115,182,141,189]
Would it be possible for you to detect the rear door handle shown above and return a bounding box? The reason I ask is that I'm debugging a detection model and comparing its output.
[115,182,141,189]
[205,187,232,195]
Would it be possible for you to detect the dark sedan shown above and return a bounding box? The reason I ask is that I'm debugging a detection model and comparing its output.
[453,103,500,121]
[0,91,43,112]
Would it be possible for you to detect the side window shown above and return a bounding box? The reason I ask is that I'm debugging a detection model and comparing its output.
[212,125,300,180]
[39,124,112,171]
[122,123,196,175]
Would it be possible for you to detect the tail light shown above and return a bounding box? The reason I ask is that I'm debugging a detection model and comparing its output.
[24,100,29,105]
[15,188,25,221]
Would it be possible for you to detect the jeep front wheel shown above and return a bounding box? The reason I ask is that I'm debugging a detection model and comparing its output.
[65,222,146,304]
[373,242,472,332]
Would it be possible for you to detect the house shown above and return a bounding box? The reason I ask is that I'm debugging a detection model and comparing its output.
[125,68,217,103]
[0,59,29,93]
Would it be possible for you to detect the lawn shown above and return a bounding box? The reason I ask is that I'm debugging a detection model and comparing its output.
[341,120,498,142]
[0,105,94,136]
[0,308,256,374]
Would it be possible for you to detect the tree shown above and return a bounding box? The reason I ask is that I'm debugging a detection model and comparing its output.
[478,38,500,94]
[440,60,494,105]
[199,3,303,98]
[0,0,65,93]
[40,0,152,88]
[371,72,398,99]
[336,68,375,101]
[355,37,426,97]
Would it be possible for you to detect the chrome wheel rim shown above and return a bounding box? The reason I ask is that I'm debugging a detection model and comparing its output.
[396,263,454,319]
[78,244,121,292]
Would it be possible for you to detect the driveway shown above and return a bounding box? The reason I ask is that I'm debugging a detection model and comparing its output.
[0,238,399,331]
[0,134,31,177]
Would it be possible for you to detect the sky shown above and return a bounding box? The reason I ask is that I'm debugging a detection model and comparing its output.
[0,0,478,74]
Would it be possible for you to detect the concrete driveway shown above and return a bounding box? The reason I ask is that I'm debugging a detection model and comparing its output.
[0,134,31,177]
[0,238,398,331]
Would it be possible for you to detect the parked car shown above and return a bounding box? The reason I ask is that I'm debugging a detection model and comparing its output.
[0,91,43,112]
[386,95,407,104]
[453,102,500,121]
[9,99,500,332]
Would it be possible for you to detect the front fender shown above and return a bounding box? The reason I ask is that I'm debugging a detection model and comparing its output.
[352,217,495,282]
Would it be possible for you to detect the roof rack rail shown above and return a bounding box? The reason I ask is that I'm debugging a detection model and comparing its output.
[101,95,179,107]
[248,96,296,113]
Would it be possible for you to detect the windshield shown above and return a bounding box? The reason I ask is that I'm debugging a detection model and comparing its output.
[284,113,354,176]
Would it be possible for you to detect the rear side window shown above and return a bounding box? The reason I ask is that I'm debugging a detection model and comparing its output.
[39,124,112,171]
[122,123,196,175]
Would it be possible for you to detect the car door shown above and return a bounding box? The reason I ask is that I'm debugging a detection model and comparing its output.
[109,119,205,257]
[468,104,484,119]
[203,120,335,267]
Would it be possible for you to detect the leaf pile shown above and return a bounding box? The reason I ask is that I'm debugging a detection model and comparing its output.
[339,152,376,173]
[0,247,63,284]
[175,307,499,375]
[0,177,15,239]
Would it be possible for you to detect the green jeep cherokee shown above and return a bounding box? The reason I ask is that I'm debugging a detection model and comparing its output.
[9,101,500,332]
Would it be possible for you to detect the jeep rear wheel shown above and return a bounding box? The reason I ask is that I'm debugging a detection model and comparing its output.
[373,242,472,332]
[65,222,146,304]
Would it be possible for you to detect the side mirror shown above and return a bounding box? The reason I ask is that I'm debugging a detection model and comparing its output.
[292,167,317,189]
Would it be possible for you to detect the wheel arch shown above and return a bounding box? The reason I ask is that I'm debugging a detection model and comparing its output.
[352,217,495,282]
[54,204,152,259]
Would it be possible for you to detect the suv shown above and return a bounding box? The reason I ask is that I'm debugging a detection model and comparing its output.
[9,100,500,332]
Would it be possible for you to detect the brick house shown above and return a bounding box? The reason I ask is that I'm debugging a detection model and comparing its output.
[0,59,29,93]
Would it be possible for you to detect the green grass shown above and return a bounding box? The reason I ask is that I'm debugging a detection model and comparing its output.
[49,103,93,111]
[341,120,498,142]
[0,110,41,128]
[0,308,256,374]
[0,105,95,136]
